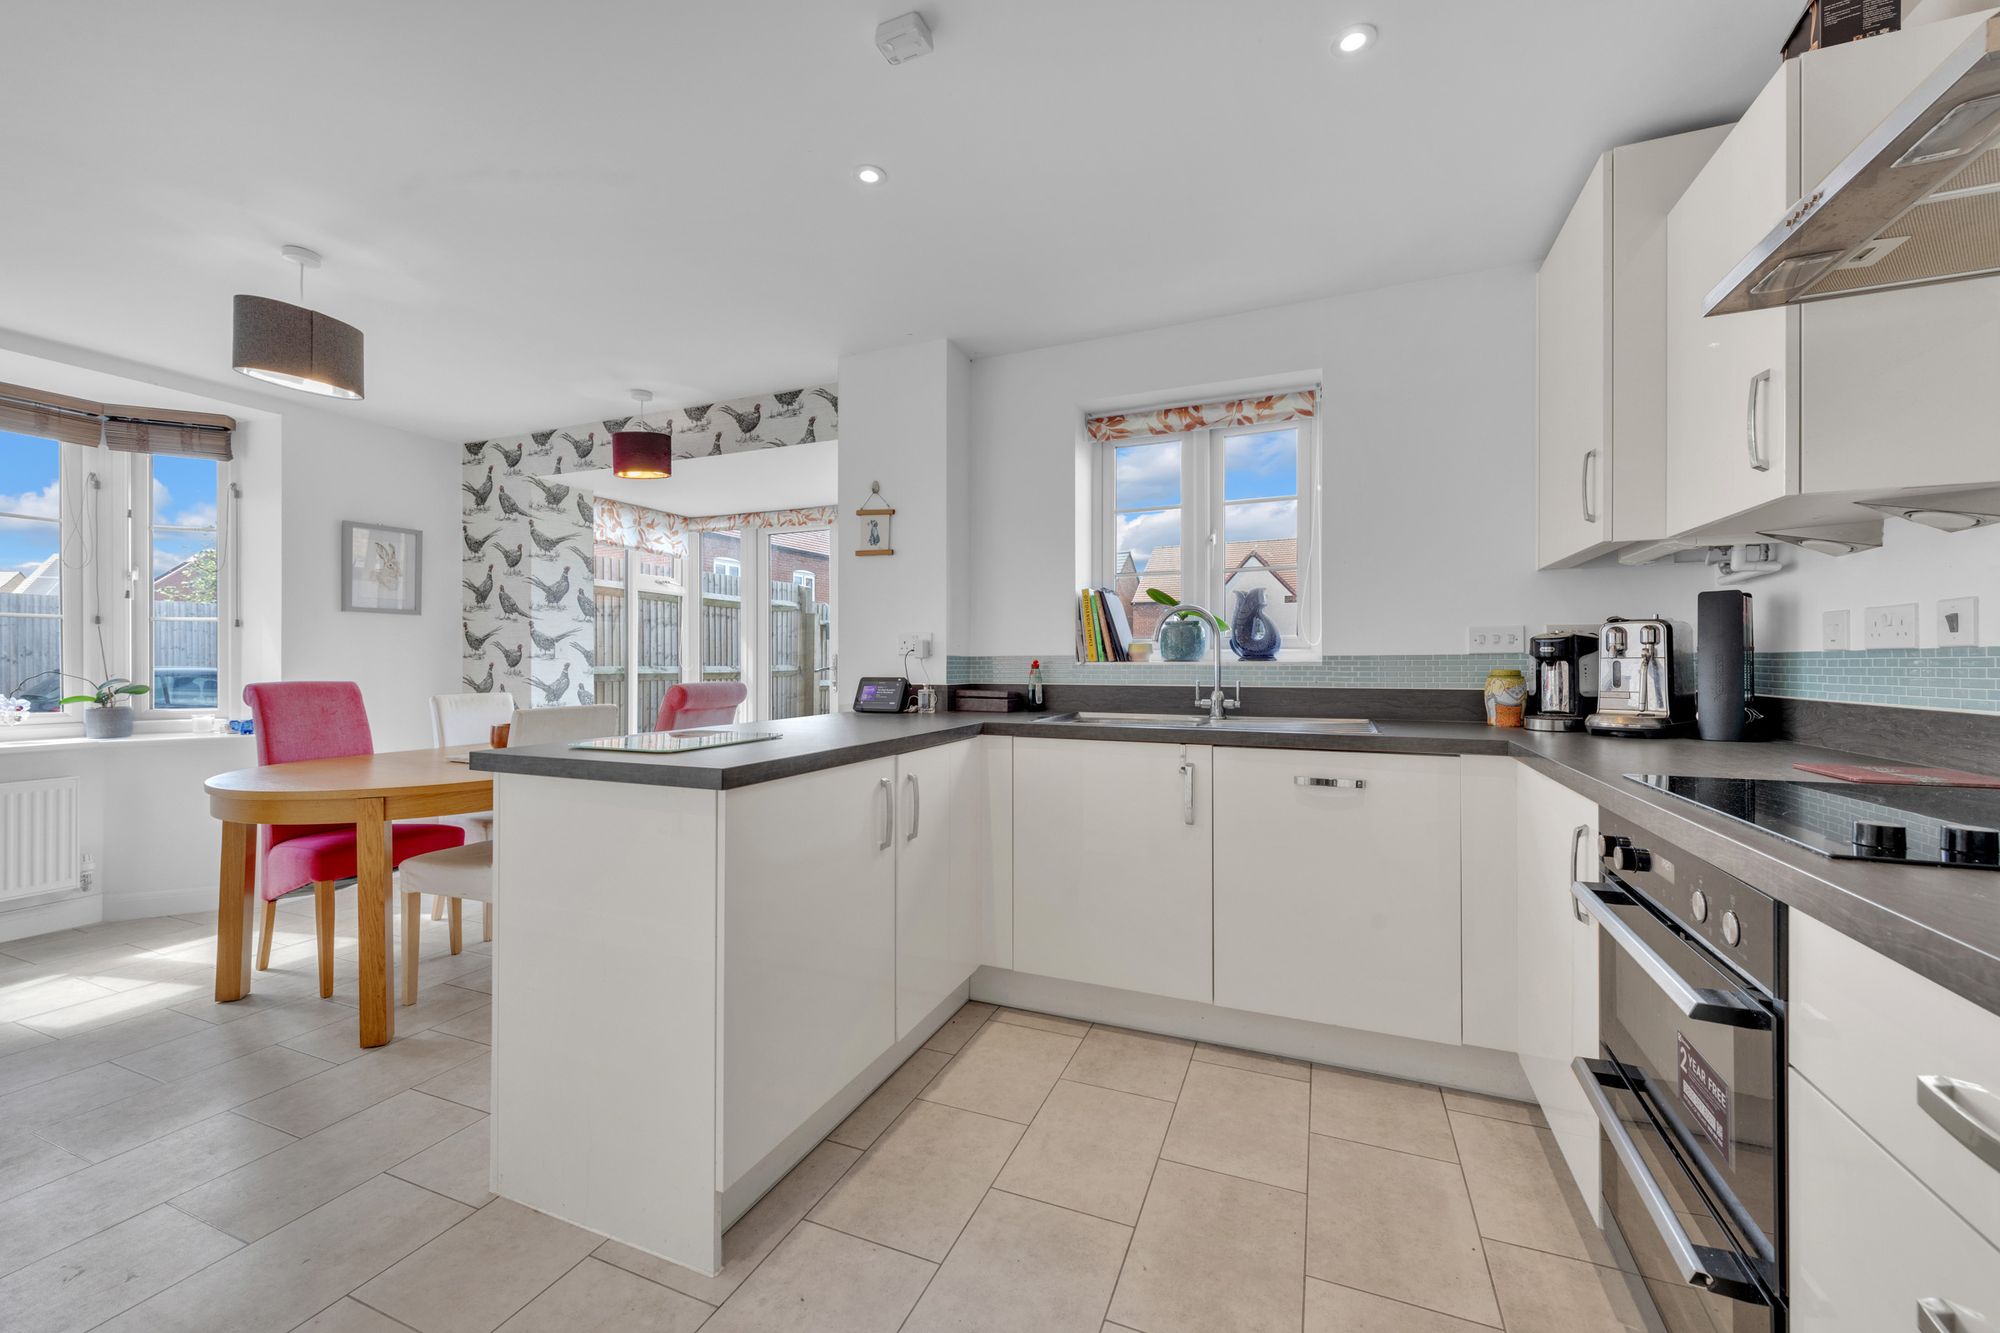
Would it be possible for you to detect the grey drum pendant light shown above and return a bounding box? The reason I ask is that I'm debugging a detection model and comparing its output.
[232,245,365,400]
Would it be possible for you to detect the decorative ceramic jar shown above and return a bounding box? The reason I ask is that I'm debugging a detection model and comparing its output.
[1229,588,1283,661]
[1157,618,1207,662]
[1484,668,1527,728]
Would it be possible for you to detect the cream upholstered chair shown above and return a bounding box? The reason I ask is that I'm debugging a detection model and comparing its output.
[396,702,621,1003]
[426,692,514,924]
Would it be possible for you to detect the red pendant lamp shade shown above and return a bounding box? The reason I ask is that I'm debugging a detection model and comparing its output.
[610,389,672,478]
[612,427,673,478]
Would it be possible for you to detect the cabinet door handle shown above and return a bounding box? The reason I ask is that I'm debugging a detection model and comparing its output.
[1570,824,1593,921]
[1745,369,1772,472]
[1918,1298,1959,1333]
[1294,776,1365,789]
[1581,448,1599,524]
[905,773,920,842]
[1180,759,1195,826]
[1917,1075,2000,1173]
[877,777,894,851]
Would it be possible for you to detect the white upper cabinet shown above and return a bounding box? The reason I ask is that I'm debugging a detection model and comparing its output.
[1667,64,1801,535]
[1538,127,1728,568]
[1666,13,2000,537]
[1212,749,1462,1045]
[1012,738,1214,1003]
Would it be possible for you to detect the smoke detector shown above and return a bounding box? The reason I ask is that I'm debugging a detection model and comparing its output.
[876,11,933,64]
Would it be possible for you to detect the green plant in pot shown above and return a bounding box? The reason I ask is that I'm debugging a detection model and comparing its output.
[45,674,149,738]
[1145,589,1227,663]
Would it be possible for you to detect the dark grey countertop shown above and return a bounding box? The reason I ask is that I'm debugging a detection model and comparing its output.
[473,710,2000,1019]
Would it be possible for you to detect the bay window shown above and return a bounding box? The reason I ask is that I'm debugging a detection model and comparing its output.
[1,385,235,728]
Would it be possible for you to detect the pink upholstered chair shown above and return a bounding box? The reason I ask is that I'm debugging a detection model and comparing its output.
[242,682,464,998]
[656,681,748,730]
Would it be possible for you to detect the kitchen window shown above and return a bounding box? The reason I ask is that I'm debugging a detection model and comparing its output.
[1093,395,1319,659]
[2,391,236,726]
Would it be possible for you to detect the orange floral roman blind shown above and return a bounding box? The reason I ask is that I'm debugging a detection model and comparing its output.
[1084,388,1317,443]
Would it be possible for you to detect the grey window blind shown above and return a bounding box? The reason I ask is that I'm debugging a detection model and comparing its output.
[0,381,235,460]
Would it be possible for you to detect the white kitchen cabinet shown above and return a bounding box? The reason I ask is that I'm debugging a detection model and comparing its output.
[1790,1071,2000,1333]
[1666,63,1801,535]
[1012,738,1213,1003]
[1790,912,2000,1249]
[1212,749,1462,1045]
[971,735,1014,970]
[1537,127,1727,568]
[896,740,982,1039]
[1666,15,2000,537]
[1513,763,1601,1215]
[722,757,898,1186]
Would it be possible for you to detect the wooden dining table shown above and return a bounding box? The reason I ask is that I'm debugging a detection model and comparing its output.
[205,747,492,1048]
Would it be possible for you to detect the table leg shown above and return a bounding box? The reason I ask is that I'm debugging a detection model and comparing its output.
[215,821,256,1002]
[357,801,396,1048]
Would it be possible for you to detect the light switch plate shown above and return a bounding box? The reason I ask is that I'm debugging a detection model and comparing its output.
[1822,609,1851,651]
[1863,603,1919,650]
[1468,625,1526,653]
[1938,597,1978,647]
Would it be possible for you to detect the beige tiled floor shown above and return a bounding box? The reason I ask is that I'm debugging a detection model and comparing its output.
[0,906,1657,1331]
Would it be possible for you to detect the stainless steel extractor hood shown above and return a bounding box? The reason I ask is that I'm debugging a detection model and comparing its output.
[1707,14,2000,315]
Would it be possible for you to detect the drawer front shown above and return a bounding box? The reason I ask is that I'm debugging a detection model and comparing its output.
[1791,1071,2000,1333]
[1790,913,2000,1248]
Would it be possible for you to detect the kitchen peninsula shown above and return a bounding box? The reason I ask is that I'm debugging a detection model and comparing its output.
[472,710,2000,1275]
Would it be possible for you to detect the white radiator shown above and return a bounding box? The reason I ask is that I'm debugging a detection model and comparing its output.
[0,777,81,903]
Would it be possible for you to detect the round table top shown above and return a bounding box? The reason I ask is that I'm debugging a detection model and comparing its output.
[205,746,490,812]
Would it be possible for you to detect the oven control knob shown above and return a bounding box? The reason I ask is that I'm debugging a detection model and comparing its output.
[1852,821,1909,857]
[1612,845,1653,873]
[1941,824,2000,867]
[1689,889,1709,923]
[1598,834,1630,858]
[1722,910,1743,948]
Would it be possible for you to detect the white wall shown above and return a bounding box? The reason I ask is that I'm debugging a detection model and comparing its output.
[838,339,971,680]
[271,409,460,750]
[966,266,1709,658]
[1750,521,2000,653]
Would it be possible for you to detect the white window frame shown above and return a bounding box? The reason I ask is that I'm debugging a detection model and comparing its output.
[1095,416,1320,659]
[1,438,236,731]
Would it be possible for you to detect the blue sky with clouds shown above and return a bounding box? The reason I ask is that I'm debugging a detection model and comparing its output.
[1113,429,1300,571]
[2,433,219,581]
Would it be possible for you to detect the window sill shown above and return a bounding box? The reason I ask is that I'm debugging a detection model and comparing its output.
[0,728,253,756]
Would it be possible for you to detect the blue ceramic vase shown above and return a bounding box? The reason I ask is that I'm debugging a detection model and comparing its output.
[1229,588,1282,661]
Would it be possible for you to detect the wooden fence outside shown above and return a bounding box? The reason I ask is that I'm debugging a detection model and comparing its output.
[1,595,216,702]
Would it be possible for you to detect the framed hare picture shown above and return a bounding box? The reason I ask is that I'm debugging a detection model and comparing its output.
[341,520,424,614]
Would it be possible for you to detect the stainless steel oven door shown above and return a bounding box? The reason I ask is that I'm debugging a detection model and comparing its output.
[1572,877,1781,1324]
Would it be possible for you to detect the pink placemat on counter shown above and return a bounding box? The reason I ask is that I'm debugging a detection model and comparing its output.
[1793,761,2000,788]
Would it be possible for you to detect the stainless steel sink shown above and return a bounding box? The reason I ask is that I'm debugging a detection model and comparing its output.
[1041,712,1378,735]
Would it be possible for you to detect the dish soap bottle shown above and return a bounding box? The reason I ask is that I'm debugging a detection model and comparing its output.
[1027,660,1044,708]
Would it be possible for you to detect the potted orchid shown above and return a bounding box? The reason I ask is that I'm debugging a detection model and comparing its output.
[9,672,150,738]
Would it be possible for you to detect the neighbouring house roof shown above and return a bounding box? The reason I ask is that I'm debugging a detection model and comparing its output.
[1115,538,1299,637]
[1,553,58,597]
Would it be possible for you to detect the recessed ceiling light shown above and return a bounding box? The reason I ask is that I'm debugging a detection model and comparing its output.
[1335,23,1377,54]
[855,164,887,185]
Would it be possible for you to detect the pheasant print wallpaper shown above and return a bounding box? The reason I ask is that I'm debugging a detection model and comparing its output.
[460,385,837,709]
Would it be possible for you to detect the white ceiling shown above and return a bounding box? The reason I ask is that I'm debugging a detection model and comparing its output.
[1,1,1796,442]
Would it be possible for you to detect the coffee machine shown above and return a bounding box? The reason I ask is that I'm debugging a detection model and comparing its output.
[1524,631,1598,732]
[1585,617,1695,737]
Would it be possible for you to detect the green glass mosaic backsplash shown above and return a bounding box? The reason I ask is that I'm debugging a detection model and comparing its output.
[948,646,2000,713]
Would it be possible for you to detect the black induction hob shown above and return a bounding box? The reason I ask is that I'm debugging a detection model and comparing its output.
[1628,774,2000,869]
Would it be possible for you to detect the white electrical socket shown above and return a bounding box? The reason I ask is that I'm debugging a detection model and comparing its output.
[1822,609,1851,651]
[1863,603,1919,650]
[1467,625,1526,653]
[897,633,932,659]
[1938,597,1979,647]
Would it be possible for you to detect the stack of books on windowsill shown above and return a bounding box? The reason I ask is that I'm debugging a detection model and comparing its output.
[1075,588,1136,663]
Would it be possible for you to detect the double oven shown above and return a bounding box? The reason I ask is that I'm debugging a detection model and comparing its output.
[1571,811,1786,1332]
